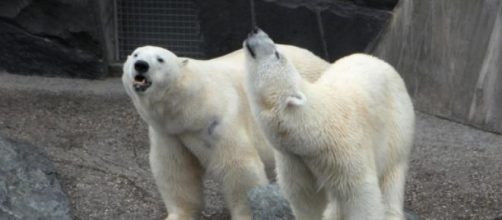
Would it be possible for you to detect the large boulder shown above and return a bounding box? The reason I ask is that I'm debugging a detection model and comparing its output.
[248,184,293,220]
[0,137,72,220]
[0,0,106,79]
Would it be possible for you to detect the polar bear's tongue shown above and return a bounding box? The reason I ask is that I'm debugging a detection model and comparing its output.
[132,75,151,92]
[134,75,147,85]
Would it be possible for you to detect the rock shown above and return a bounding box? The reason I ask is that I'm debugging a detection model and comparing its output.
[0,0,31,18]
[0,0,106,79]
[0,0,395,78]
[248,183,293,220]
[196,0,393,62]
[352,0,398,10]
[249,183,420,220]
[0,137,72,220]
[268,0,397,10]
[319,3,391,61]
[405,211,421,220]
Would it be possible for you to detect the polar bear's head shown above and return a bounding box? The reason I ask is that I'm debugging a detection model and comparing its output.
[244,28,307,108]
[122,46,187,95]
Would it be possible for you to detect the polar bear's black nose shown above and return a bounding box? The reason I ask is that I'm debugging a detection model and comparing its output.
[134,60,149,73]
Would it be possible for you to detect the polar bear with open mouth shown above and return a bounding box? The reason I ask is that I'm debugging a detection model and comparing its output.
[122,44,329,220]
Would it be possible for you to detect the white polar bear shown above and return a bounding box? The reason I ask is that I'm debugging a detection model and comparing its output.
[244,29,415,220]
[122,44,329,220]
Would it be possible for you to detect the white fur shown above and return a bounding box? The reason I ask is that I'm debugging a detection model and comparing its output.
[122,45,329,220]
[244,31,415,220]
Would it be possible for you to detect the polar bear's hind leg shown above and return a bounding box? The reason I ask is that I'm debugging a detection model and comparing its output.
[381,163,408,220]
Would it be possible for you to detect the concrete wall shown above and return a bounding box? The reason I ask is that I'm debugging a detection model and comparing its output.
[373,0,502,133]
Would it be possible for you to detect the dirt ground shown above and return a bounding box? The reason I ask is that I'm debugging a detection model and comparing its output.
[0,72,501,220]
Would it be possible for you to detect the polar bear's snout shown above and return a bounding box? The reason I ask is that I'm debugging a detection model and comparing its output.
[123,45,183,93]
[244,28,278,60]
[132,60,152,92]
[134,60,149,73]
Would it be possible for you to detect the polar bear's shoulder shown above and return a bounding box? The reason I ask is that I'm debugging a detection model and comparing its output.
[211,50,245,64]
[318,53,399,86]
[330,53,392,72]
[276,44,330,82]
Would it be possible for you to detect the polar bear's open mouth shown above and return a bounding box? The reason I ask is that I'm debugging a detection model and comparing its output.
[133,75,152,92]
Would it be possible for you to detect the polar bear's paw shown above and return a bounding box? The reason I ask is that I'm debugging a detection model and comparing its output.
[244,28,278,59]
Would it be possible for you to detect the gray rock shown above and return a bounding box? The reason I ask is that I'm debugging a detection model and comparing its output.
[0,137,72,220]
[405,211,420,220]
[0,0,106,79]
[249,183,420,220]
[248,184,293,220]
[268,0,397,10]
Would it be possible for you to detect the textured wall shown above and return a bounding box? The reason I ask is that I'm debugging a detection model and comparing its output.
[0,0,398,79]
[0,0,107,79]
[195,0,396,62]
[373,0,502,133]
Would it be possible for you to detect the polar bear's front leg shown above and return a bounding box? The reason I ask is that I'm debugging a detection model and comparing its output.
[334,174,384,220]
[220,162,268,220]
[149,128,203,220]
[275,152,327,220]
[212,130,269,220]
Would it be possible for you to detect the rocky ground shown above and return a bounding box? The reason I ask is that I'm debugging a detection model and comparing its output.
[0,72,501,220]
[0,137,72,220]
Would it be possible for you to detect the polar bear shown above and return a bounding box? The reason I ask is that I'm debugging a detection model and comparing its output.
[122,44,329,220]
[244,29,415,220]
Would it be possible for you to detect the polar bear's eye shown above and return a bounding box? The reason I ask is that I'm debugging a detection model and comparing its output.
[133,53,138,58]
[275,51,280,59]
[157,57,164,63]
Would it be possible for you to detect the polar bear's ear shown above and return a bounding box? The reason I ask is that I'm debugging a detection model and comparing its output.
[286,92,306,107]
[180,59,189,66]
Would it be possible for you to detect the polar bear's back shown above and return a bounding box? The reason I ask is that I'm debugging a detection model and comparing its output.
[317,54,410,113]
[316,53,415,168]
[276,45,330,82]
[211,44,330,82]
[317,54,401,90]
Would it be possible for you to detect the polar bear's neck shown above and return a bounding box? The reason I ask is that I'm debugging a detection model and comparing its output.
[139,69,208,131]
[252,61,305,111]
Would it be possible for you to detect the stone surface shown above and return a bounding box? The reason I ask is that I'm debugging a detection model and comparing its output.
[196,0,392,61]
[0,137,72,220]
[405,211,420,220]
[248,184,293,220]
[0,0,395,78]
[0,0,106,78]
[269,0,398,10]
[0,72,501,219]
[372,0,502,134]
